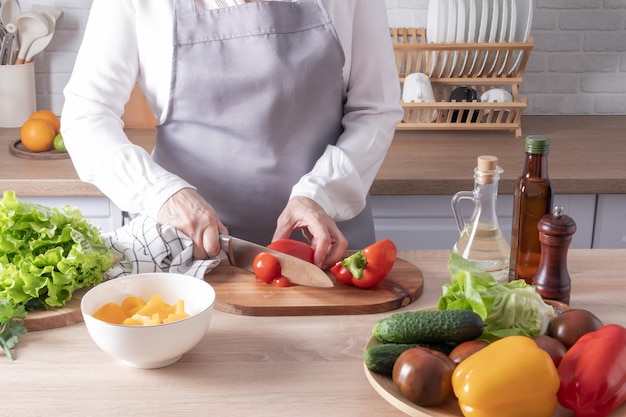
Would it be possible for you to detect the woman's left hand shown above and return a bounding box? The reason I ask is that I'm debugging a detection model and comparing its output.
[273,196,348,270]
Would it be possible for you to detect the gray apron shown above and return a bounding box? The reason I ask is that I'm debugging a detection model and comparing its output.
[153,0,375,247]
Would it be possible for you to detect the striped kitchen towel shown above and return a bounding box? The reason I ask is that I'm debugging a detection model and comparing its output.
[103,216,220,280]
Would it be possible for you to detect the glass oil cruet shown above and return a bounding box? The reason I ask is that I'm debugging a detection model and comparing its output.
[451,155,510,283]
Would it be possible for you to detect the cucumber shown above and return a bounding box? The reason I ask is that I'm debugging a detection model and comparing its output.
[364,342,457,377]
[372,309,484,344]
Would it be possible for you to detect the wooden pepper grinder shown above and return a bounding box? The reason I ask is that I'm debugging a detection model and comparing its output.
[532,206,577,304]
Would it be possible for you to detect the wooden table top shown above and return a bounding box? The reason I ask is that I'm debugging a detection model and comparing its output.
[5,249,626,417]
[1,115,626,197]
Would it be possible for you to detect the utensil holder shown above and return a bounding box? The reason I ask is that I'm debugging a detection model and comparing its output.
[0,62,37,128]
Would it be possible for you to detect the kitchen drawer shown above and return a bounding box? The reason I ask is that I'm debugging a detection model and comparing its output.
[593,195,626,248]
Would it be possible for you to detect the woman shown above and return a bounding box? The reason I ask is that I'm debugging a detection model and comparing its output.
[61,0,402,270]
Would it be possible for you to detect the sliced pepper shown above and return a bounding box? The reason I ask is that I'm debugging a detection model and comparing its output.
[557,324,626,417]
[452,335,560,417]
[330,239,397,289]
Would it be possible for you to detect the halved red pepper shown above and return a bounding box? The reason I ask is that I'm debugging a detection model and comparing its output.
[557,323,626,417]
[330,239,397,289]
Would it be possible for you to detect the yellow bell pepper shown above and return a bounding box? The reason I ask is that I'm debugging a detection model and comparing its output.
[452,335,559,417]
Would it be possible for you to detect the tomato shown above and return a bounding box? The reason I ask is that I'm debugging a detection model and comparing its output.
[448,340,488,364]
[548,309,603,349]
[534,335,567,367]
[252,252,281,284]
[392,347,456,407]
[268,239,314,263]
[272,276,293,287]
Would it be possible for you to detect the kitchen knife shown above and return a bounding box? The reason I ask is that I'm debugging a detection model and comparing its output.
[219,234,334,288]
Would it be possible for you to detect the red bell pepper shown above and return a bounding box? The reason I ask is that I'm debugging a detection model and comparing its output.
[557,324,626,417]
[330,239,397,289]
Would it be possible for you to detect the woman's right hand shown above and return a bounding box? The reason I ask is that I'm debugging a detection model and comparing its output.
[157,188,228,259]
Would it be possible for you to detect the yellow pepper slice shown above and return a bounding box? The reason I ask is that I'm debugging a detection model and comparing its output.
[452,335,559,417]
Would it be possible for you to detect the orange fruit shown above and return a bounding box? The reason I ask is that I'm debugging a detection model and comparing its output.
[20,118,56,152]
[29,109,61,134]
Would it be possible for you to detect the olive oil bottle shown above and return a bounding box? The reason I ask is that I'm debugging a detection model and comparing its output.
[452,155,510,283]
[509,136,553,284]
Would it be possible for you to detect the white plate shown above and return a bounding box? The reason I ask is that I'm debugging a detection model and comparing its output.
[441,0,457,78]
[482,0,500,76]
[426,0,441,43]
[469,0,489,76]
[507,0,533,74]
[486,0,506,75]
[450,0,466,77]
[426,0,443,76]
[495,0,511,75]
[476,0,494,76]
[455,0,472,76]
[463,0,477,76]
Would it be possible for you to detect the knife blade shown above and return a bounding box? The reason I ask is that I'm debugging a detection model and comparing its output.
[219,234,334,288]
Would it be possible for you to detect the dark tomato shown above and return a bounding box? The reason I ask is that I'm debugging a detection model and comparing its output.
[548,309,603,349]
[392,347,456,407]
[534,335,567,368]
[252,252,281,284]
[272,276,293,287]
[448,340,488,364]
[268,239,314,263]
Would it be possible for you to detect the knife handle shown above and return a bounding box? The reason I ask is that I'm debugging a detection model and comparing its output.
[218,234,234,264]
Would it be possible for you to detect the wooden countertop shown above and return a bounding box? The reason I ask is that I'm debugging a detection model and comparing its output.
[5,249,626,417]
[1,115,625,197]
[372,115,626,195]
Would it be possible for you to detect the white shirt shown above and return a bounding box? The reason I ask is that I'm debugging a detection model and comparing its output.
[61,0,402,221]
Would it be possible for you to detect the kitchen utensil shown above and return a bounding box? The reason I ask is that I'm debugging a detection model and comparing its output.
[0,32,12,65]
[219,234,334,288]
[15,11,49,65]
[0,0,20,27]
[24,5,62,63]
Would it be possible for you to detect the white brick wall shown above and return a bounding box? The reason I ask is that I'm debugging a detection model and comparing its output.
[20,0,626,116]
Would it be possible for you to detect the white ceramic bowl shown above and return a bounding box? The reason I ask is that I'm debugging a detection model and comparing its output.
[81,273,215,369]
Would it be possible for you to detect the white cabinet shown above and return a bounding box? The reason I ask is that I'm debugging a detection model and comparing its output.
[371,194,596,250]
[593,195,626,248]
[21,196,123,233]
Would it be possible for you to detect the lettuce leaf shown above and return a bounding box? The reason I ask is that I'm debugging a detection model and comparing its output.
[0,191,114,310]
[438,252,556,340]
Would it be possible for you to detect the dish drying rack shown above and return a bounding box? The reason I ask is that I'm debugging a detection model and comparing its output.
[391,28,534,138]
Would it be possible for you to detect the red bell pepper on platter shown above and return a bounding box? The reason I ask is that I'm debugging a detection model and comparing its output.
[557,323,626,417]
[330,239,397,289]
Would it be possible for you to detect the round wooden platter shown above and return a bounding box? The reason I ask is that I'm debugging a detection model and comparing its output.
[204,256,424,316]
[9,139,70,160]
[364,336,624,417]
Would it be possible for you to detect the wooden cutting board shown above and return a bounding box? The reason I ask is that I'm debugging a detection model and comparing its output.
[22,288,88,332]
[22,257,424,330]
[204,256,424,316]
